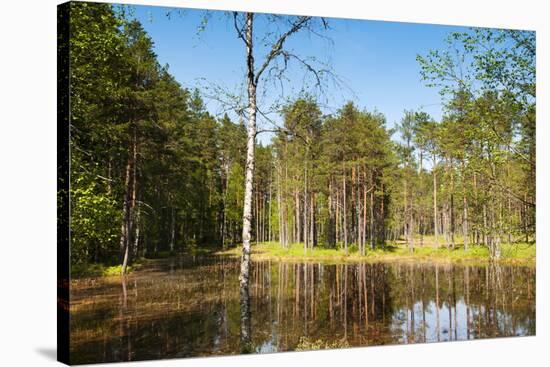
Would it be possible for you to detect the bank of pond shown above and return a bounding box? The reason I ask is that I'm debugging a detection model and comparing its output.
[71,241,535,278]
[218,241,536,266]
[69,253,535,364]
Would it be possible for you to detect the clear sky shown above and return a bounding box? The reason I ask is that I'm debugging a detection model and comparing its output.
[130,4,472,144]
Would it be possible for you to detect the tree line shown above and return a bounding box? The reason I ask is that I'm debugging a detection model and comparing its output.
[70,3,250,272]
[68,3,535,275]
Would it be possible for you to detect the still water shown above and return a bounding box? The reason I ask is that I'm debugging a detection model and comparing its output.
[70,257,535,364]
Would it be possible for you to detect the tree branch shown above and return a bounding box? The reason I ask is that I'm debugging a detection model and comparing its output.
[233,12,248,47]
[254,16,311,85]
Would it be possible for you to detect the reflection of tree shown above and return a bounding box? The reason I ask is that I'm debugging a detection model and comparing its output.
[258,262,397,348]
[239,268,252,352]
[70,258,535,363]
[385,262,535,342]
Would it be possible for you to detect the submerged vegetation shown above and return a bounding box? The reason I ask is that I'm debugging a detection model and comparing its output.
[295,337,351,351]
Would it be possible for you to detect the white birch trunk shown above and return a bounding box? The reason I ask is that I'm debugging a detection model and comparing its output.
[239,12,256,352]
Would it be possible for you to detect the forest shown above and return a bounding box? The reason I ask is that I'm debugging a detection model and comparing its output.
[67,2,535,276]
[61,2,537,361]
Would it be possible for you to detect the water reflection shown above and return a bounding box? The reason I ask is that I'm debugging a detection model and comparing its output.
[70,258,535,364]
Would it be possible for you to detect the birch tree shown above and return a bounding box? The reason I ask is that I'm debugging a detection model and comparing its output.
[228,11,335,351]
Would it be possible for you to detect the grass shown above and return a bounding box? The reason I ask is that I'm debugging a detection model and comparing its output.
[71,247,218,278]
[144,246,220,259]
[217,240,535,266]
[72,239,535,278]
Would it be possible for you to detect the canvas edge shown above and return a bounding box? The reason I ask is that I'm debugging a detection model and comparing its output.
[57,1,71,365]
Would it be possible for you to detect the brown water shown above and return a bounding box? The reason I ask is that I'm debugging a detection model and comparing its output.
[69,257,535,364]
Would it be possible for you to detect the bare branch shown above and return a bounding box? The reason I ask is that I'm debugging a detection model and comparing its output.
[232,12,248,46]
[196,77,248,118]
[254,16,311,85]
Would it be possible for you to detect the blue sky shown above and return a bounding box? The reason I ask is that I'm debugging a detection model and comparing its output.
[130,5,472,144]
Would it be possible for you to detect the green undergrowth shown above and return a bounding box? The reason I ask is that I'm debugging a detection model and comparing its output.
[144,246,219,259]
[71,259,145,278]
[71,246,222,278]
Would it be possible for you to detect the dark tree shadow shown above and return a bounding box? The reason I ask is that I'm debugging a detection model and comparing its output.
[381,244,398,252]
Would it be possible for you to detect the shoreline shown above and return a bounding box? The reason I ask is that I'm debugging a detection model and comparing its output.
[216,242,536,267]
[72,241,536,279]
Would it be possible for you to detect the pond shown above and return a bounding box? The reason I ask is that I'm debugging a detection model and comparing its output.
[69,256,536,364]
